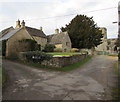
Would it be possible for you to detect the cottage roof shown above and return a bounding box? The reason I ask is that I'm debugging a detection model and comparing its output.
[25,26,46,38]
[0,26,47,41]
[0,26,14,38]
[47,32,68,44]
[0,27,22,41]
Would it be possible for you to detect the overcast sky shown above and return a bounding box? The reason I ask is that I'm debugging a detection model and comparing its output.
[0,0,119,38]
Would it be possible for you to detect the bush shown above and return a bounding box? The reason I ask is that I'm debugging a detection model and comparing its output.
[54,48,62,52]
[71,48,80,52]
[43,44,55,52]
[21,51,53,63]
[19,39,41,51]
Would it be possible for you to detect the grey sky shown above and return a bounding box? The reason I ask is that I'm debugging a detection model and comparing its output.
[0,0,119,38]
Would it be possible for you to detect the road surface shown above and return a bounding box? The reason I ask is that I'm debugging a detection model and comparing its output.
[2,55,118,100]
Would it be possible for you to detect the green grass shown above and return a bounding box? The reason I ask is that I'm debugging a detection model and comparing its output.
[112,62,120,100]
[18,56,92,71]
[108,54,118,57]
[47,52,81,55]
[0,66,7,87]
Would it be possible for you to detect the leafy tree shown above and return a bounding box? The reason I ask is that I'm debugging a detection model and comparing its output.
[61,15,103,49]
[43,44,55,52]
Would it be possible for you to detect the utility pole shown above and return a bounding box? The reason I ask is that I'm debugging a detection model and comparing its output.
[118,2,120,61]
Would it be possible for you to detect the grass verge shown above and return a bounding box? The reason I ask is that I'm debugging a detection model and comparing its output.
[0,67,7,87]
[108,54,118,57]
[47,52,81,55]
[17,56,92,71]
[112,62,120,100]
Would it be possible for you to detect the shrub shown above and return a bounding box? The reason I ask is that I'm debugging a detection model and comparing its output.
[19,39,41,51]
[54,48,62,52]
[21,51,53,63]
[71,48,80,52]
[43,44,55,52]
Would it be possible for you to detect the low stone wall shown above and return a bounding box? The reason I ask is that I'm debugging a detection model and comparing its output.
[41,54,87,68]
[19,52,87,68]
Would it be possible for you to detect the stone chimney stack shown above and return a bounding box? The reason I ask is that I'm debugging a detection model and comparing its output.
[55,28,59,34]
[15,19,21,28]
[40,26,42,31]
[21,20,25,27]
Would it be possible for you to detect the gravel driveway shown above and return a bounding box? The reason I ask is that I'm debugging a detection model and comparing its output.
[2,55,118,100]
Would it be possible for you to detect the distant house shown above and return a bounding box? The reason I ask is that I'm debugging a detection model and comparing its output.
[95,27,118,54]
[0,20,47,57]
[47,29,72,52]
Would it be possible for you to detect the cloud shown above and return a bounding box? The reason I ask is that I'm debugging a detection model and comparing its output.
[0,0,119,38]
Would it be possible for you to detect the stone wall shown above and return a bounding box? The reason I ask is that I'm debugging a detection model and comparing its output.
[41,54,87,68]
[19,53,87,68]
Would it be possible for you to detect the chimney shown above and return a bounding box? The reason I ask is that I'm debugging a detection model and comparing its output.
[21,20,25,27]
[40,26,42,31]
[15,19,21,28]
[55,28,59,34]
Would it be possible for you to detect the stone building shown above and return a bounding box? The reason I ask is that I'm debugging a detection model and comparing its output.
[107,38,118,54]
[0,20,47,57]
[95,27,118,54]
[47,29,72,52]
[95,27,108,53]
[0,20,72,58]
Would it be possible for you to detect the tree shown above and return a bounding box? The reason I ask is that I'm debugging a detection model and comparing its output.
[61,15,103,49]
[43,44,55,52]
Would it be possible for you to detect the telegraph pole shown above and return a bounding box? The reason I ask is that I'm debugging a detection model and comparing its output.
[118,2,120,61]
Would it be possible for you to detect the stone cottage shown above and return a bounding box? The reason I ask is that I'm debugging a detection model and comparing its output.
[0,20,47,57]
[47,29,72,52]
[0,20,72,58]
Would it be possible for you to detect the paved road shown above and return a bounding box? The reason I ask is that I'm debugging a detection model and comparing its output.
[2,55,118,100]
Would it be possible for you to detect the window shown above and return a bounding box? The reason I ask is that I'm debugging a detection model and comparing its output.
[66,42,69,46]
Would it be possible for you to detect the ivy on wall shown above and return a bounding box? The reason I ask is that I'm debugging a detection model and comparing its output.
[18,39,41,51]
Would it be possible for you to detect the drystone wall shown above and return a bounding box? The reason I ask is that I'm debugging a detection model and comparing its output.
[41,54,87,68]
[19,52,87,68]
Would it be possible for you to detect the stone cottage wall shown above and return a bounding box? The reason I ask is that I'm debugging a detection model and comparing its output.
[6,28,33,58]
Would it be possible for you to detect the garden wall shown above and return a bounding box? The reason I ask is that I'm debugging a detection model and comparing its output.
[19,52,87,68]
[41,54,87,68]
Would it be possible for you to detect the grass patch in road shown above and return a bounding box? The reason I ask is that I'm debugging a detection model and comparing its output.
[47,52,81,55]
[18,56,92,71]
[112,62,120,100]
